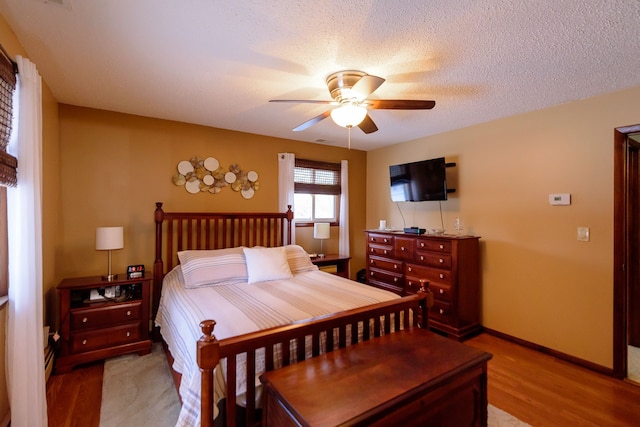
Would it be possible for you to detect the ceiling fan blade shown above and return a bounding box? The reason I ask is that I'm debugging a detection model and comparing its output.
[350,75,385,101]
[358,114,378,134]
[367,99,436,110]
[292,110,331,132]
[270,99,337,105]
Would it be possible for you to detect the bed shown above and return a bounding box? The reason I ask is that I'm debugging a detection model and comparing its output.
[151,202,431,427]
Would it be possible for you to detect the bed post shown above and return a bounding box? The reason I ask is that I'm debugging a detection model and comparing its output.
[153,202,165,340]
[198,320,219,427]
[286,204,293,245]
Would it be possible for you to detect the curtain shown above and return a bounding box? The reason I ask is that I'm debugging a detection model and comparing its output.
[7,56,46,426]
[339,160,349,256]
[278,153,296,244]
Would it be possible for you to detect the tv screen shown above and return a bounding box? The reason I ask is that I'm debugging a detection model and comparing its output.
[389,157,447,202]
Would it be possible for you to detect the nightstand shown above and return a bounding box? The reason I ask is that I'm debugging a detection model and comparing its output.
[55,273,153,373]
[311,254,350,278]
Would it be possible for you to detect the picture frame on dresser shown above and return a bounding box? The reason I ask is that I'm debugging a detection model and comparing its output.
[365,230,481,341]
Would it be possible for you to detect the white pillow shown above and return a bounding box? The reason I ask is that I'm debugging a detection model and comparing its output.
[178,247,247,288]
[285,244,319,274]
[243,246,293,284]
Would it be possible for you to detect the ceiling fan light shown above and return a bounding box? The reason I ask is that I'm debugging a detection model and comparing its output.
[330,104,367,128]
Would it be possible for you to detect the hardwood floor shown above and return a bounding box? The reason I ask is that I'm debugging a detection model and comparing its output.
[46,333,640,426]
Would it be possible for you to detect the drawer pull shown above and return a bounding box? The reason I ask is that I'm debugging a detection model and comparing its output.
[420,256,424,261]
[439,309,444,314]
[394,264,398,269]
[393,278,398,282]
[407,266,412,272]
[440,273,444,279]
[126,310,131,316]
[439,258,444,263]
[439,289,444,294]
[384,238,388,243]
[400,246,405,251]
[370,259,374,264]
[82,317,88,323]
[384,250,388,255]
[420,242,425,247]
[439,244,444,249]
[126,332,131,337]
[370,248,374,252]
[82,339,87,345]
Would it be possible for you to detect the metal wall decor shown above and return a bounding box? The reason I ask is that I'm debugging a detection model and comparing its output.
[172,156,260,199]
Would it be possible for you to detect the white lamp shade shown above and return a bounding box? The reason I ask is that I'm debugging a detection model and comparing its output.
[330,104,367,128]
[96,226,124,250]
[313,223,331,240]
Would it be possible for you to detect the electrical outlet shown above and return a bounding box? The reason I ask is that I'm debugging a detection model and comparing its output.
[577,227,590,242]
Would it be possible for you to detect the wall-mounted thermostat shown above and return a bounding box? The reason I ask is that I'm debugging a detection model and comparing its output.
[549,193,571,206]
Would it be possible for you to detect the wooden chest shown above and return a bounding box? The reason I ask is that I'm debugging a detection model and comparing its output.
[260,329,492,426]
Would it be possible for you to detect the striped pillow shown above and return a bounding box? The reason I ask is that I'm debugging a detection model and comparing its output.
[285,244,319,274]
[177,247,248,288]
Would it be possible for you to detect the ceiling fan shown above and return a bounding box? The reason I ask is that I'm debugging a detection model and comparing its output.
[269,70,436,135]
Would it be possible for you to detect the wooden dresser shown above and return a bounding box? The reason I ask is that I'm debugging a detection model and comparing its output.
[366,230,481,340]
[260,329,492,427]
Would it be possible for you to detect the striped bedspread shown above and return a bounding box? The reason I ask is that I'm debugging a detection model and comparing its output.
[154,265,400,427]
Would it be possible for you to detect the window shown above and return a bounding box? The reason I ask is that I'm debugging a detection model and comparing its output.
[294,158,341,225]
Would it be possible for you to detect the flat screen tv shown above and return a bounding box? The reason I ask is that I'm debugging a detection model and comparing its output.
[389,157,448,202]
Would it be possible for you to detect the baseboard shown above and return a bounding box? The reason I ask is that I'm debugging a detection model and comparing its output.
[483,327,614,376]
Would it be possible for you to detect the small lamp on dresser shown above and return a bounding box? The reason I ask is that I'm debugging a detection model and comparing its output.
[313,222,330,258]
[96,226,124,282]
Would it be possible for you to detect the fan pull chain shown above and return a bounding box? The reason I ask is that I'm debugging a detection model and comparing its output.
[347,125,352,150]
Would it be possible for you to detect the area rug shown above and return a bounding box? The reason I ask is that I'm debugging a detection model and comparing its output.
[101,343,529,426]
[100,343,180,427]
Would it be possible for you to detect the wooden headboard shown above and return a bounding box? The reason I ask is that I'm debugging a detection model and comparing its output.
[152,202,294,319]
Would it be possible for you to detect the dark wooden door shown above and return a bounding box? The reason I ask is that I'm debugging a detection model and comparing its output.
[627,136,640,347]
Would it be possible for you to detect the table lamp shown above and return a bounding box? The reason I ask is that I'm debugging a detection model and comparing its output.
[96,226,124,281]
[313,223,330,258]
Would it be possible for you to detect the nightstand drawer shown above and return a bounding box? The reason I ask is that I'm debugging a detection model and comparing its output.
[70,301,141,331]
[70,322,141,353]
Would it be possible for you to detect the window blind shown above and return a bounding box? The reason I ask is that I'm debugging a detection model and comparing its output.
[0,47,16,187]
[294,158,341,195]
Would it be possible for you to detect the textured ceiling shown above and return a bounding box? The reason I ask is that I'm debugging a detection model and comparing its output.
[1,0,640,151]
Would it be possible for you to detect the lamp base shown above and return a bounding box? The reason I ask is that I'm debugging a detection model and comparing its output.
[102,274,118,282]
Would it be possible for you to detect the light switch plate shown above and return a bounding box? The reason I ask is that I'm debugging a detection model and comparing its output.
[549,193,571,205]
[577,227,590,242]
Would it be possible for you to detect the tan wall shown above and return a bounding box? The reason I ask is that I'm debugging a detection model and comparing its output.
[367,85,640,368]
[57,105,367,284]
[0,13,60,424]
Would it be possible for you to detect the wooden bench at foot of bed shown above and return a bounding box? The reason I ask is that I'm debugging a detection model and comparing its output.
[261,328,493,427]
[197,290,433,427]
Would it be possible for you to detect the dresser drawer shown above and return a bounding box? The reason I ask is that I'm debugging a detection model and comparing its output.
[368,244,394,257]
[416,239,452,253]
[368,233,394,246]
[406,264,452,285]
[368,268,403,293]
[405,276,429,294]
[428,282,453,302]
[415,252,452,269]
[70,301,142,331]
[369,256,403,273]
[430,300,453,323]
[394,237,415,261]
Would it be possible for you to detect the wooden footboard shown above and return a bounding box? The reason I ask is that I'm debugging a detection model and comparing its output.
[197,290,433,427]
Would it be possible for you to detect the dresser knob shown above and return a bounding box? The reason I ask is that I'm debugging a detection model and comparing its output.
[440,273,444,279]
[400,246,405,251]
[439,309,444,314]
[439,258,444,263]
[384,250,388,254]
[126,332,131,337]
[126,310,131,316]
[420,242,425,247]
[384,239,388,243]
[370,248,374,252]
[82,339,87,345]
[370,259,374,264]
[393,278,398,282]
[408,267,412,272]
[82,317,88,323]
[439,245,444,249]
[420,256,424,261]
[440,289,444,294]
[394,264,398,269]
